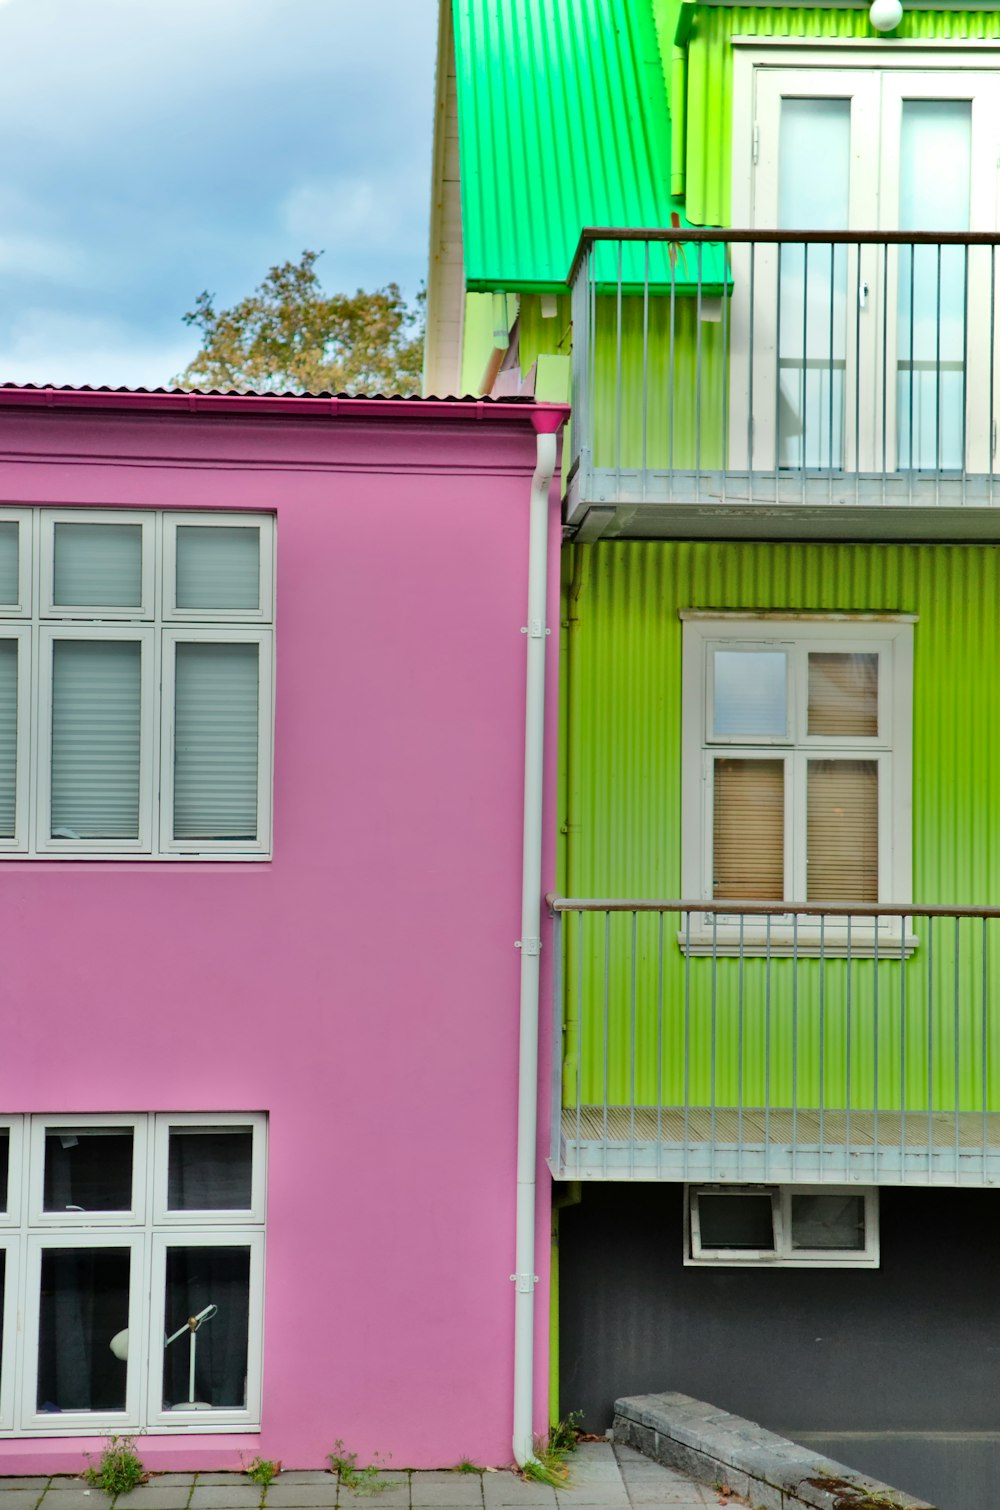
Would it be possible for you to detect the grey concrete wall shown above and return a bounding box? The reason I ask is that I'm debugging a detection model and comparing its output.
[558,1185,1000,1510]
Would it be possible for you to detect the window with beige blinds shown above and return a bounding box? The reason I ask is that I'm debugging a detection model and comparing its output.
[808,653,878,736]
[807,759,878,901]
[713,759,784,900]
[682,616,913,917]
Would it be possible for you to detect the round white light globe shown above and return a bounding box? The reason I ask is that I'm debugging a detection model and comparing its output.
[870,0,903,30]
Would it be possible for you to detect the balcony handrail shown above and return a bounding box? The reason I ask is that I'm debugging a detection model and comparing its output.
[566,224,1000,286]
[547,893,1000,920]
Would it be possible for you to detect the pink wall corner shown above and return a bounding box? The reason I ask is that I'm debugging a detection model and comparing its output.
[0,406,565,1473]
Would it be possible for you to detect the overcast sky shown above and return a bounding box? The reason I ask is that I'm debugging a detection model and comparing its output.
[0,0,438,387]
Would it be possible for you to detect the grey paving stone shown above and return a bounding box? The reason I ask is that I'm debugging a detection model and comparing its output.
[36,1496,105,1510]
[410,1480,482,1508]
[193,1481,256,1490]
[0,1494,43,1510]
[337,1475,410,1506]
[0,1481,50,1492]
[482,1476,556,1509]
[112,1489,193,1510]
[187,1491,261,1510]
[260,1489,336,1509]
[144,1480,197,1491]
[256,1477,324,1487]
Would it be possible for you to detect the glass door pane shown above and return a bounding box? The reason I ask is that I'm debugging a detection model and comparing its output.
[777,98,851,469]
[896,100,971,470]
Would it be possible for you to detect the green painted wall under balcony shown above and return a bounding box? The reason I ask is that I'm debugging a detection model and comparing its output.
[562,541,1000,1114]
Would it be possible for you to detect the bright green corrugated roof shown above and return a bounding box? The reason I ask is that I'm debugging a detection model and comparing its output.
[452,0,680,292]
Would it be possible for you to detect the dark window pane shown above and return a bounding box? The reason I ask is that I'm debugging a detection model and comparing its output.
[44,1129,133,1212]
[163,1247,250,1410]
[168,1128,253,1211]
[791,1194,866,1250]
[0,1130,8,1213]
[37,1247,130,1412]
[698,1193,775,1251]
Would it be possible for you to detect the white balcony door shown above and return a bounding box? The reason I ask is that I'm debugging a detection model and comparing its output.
[742,62,1000,474]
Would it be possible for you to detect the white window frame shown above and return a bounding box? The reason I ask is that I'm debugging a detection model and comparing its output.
[40,510,155,621]
[159,629,274,858]
[0,509,33,618]
[162,512,275,624]
[20,1229,146,1431]
[152,1113,267,1226]
[0,1112,266,1436]
[148,1228,265,1430]
[28,1114,148,1230]
[0,628,31,854]
[0,507,275,860]
[685,1184,879,1268]
[681,614,915,956]
[0,1236,18,1430]
[0,1119,24,1230]
[35,625,156,856]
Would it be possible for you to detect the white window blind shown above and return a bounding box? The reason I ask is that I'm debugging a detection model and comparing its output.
[176,527,260,611]
[173,642,259,841]
[0,641,17,839]
[51,640,141,839]
[713,758,784,900]
[53,524,142,608]
[0,525,19,606]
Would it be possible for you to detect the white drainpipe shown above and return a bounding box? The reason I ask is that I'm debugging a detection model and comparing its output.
[512,427,557,1467]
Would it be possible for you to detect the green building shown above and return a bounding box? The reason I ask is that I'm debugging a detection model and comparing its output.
[425,6,1000,1506]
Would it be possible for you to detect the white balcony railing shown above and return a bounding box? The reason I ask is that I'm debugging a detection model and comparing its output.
[568,229,1000,525]
[548,897,1000,1186]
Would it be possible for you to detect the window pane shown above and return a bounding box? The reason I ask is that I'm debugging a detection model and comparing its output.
[168,1127,254,1211]
[44,1129,133,1213]
[0,522,19,604]
[37,1247,130,1412]
[163,1246,250,1409]
[713,650,787,737]
[807,759,878,902]
[0,1250,5,1396]
[174,642,259,841]
[0,640,17,838]
[698,1193,775,1251]
[51,640,141,840]
[53,523,142,608]
[791,1193,865,1251]
[176,526,260,611]
[808,653,878,736]
[0,1130,8,1213]
[713,758,784,900]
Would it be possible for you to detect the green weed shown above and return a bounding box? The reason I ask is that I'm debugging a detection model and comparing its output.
[82,1435,147,1497]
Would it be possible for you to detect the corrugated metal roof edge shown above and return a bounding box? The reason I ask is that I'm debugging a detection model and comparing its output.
[0,384,568,434]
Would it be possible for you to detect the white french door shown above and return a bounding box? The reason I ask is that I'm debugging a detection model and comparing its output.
[739,61,1000,475]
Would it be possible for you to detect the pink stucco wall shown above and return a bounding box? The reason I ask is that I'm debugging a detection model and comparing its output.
[0,396,565,1472]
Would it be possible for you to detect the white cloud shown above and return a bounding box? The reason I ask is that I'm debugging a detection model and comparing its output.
[0,308,197,390]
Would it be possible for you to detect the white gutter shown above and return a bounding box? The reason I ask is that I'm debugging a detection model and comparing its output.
[512,428,557,1467]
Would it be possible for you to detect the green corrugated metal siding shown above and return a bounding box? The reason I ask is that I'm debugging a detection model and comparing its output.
[563,541,1000,1110]
[452,0,676,290]
[681,6,1000,225]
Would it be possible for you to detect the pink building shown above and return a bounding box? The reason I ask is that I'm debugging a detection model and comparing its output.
[0,387,566,1474]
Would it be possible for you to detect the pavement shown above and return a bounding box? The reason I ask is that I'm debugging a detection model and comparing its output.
[0,1444,744,1510]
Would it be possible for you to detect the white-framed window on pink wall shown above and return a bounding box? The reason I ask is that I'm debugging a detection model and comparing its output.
[0,508,275,859]
[0,1113,266,1435]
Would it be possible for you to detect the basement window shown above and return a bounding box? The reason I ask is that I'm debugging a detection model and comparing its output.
[685,1185,879,1268]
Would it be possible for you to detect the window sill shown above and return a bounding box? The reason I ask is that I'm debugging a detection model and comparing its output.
[677,930,920,959]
